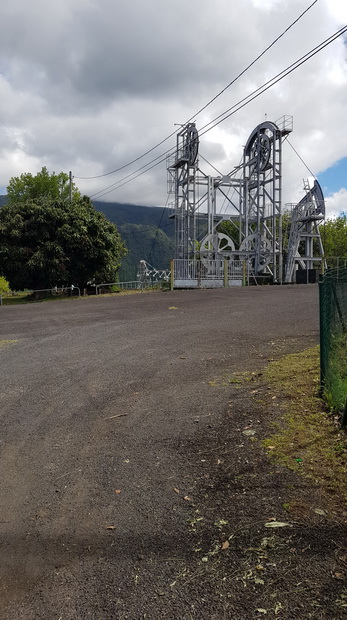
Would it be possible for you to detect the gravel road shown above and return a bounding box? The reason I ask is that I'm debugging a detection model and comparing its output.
[0,286,319,619]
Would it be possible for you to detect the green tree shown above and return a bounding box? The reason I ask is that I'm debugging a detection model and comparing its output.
[321,214,347,259]
[0,275,10,293]
[7,167,81,204]
[0,199,127,290]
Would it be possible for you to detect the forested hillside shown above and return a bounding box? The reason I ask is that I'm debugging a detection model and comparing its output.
[93,201,174,281]
[0,196,174,282]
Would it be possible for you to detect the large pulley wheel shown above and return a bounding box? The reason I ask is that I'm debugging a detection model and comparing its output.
[239,234,272,272]
[200,232,235,268]
[250,133,271,171]
[186,124,199,165]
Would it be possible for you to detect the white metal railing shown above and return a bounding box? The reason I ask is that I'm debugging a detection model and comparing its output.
[95,281,143,295]
[95,279,168,295]
[275,114,293,134]
[173,259,244,282]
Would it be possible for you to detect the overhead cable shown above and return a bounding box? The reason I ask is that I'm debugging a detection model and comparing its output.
[198,24,347,137]
[75,0,319,181]
[91,24,347,200]
[286,139,316,178]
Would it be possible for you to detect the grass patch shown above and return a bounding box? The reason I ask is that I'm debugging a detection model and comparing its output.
[0,339,18,348]
[261,346,347,503]
[1,287,163,305]
[324,332,347,412]
[208,370,254,388]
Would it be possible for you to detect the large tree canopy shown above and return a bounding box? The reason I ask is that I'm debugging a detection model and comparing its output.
[0,198,127,290]
[7,167,81,204]
[321,214,347,260]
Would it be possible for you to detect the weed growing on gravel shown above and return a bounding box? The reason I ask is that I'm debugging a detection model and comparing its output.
[262,346,347,504]
[0,339,17,348]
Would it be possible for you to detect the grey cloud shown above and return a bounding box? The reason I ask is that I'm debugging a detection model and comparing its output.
[0,0,346,208]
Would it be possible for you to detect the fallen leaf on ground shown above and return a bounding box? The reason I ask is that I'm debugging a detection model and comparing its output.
[243,429,256,436]
[173,487,180,494]
[183,496,191,501]
[115,489,122,494]
[221,541,229,550]
[264,521,292,528]
[168,306,178,310]
[106,525,116,530]
[313,508,325,515]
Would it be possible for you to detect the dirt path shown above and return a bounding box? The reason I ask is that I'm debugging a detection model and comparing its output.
[1,285,345,619]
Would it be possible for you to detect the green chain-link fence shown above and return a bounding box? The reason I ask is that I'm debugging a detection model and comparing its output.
[319,267,347,427]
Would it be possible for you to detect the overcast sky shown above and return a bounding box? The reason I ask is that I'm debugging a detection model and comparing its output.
[0,0,346,218]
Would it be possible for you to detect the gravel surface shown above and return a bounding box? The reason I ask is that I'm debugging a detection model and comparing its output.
[0,286,322,619]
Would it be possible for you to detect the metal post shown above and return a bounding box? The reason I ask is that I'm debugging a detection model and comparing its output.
[318,275,325,395]
[342,401,347,428]
[170,259,174,291]
[242,260,247,287]
[223,259,228,288]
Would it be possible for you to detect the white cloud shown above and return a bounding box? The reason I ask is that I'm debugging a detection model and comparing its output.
[0,0,346,207]
[325,188,347,219]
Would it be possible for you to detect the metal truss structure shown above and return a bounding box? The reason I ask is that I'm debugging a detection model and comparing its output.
[137,260,170,284]
[167,116,325,285]
[167,123,199,260]
[284,180,326,283]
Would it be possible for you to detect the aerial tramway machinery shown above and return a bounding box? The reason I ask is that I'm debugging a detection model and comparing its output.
[167,116,325,287]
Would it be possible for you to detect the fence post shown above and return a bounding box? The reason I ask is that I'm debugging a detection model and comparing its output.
[321,257,325,276]
[0,294,2,306]
[342,401,347,429]
[318,274,326,396]
[223,260,228,288]
[170,260,174,291]
[242,260,247,287]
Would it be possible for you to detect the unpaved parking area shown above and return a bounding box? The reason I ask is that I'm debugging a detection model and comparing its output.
[1,285,338,619]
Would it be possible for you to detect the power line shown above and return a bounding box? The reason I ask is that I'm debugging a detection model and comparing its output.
[91,24,347,201]
[75,0,319,181]
[286,138,316,178]
[147,197,170,264]
[90,152,171,200]
[183,0,320,126]
[198,24,347,137]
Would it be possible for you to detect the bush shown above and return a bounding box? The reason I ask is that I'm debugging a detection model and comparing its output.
[0,276,10,294]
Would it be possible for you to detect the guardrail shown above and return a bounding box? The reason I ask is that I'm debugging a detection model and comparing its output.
[95,281,143,295]
[95,279,168,295]
[0,286,80,305]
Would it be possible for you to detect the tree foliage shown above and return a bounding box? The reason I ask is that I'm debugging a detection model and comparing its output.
[0,199,127,290]
[7,167,81,204]
[321,214,347,259]
[0,275,10,294]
